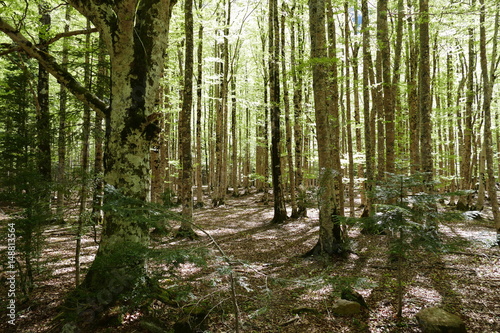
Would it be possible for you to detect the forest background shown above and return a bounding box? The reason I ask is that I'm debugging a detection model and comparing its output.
[0,0,499,332]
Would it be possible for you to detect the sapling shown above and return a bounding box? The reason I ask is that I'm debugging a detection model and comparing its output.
[364,173,462,319]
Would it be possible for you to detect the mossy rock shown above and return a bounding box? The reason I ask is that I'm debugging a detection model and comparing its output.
[416,307,467,333]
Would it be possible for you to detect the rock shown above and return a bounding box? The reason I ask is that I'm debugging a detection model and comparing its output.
[416,307,467,333]
[341,288,369,309]
[332,299,361,316]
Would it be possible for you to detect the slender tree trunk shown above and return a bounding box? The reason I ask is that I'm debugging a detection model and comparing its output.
[56,6,71,221]
[282,3,298,218]
[36,3,52,219]
[362,0,374,216]
[177,0,196,237]
[479,0,500,245]
[269,0,287,223]
[290,2,307,217]
[195,8,204,207]
[76,19,93,286]
[92,36,107,223]
[419,0,433,188]
[407,0,420,175]
[344,2,355,217]
[447,52,457,205]
[377,0,395,177]
[458,24,475,210]
[326,0,344,217]
[231,71,239,197]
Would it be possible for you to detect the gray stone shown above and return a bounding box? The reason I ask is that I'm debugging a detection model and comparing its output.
[332,299,361,316]
[416,307,467,333]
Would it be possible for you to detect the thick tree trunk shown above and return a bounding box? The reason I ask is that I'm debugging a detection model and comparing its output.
[307,0,346,256]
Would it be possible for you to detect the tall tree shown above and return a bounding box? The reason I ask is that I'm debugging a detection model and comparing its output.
[177,0,197,238]
[307,0,346,256]
[282,2,299,218]
[36,3,52,218]
[1,0,178,323]
[195,0,205,207]
[290,1,307,217]
[362,0,374,216]
[75,19,93,286]
[479,0,500,245]
[419,0,433,187]
[56,6,71,220]
[377,0,395,176]
[269,0,287,223]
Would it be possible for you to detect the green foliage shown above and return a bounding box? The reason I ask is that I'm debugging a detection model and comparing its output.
[362,173,464,251]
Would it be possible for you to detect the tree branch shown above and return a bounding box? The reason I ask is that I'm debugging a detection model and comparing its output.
[0,17,109,117]
[0,28,99,57]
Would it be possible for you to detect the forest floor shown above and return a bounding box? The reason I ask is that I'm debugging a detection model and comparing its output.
[1,192,499,332]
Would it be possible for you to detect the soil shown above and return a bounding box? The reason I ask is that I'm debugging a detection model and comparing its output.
[1,192,499,332]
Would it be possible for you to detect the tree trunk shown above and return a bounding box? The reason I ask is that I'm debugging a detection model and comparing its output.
[377,0,395,176]
[362,0,374,216]
[75,19,93,286]
[195,8,205,207]
[36,3,52,219]
[92,36,108,224]
[290,2,307,217]
[326,0,344,217]
[307,0,346,256]
[269,0,287,223]
[458,25,475,210]
[70,0,177,323]
[282,3,298,218]
[479,0,500,245]
[177,0,196,238]
[419,0,433,188]
[56,6,71,221]
[344,1,355,217]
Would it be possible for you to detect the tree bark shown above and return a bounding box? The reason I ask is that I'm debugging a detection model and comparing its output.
[177,0,196,238]
[479,0,500,245]
[419,0,433,187]
[195,6,205,207]
[268,0,287,223]
[307,0,346,256]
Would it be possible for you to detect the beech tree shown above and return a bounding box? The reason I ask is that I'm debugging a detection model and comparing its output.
[307,0,346,256]
[1,0,177,323]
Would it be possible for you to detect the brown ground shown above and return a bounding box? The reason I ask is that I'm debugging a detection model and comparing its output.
[1,192,499,332]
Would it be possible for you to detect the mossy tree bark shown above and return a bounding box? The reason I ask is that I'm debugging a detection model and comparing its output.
[1,0,177,323]
[307,0,346,256]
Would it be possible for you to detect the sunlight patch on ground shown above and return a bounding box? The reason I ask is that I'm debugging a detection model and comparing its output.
[299,285,333,302]
[405,285,442,304]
